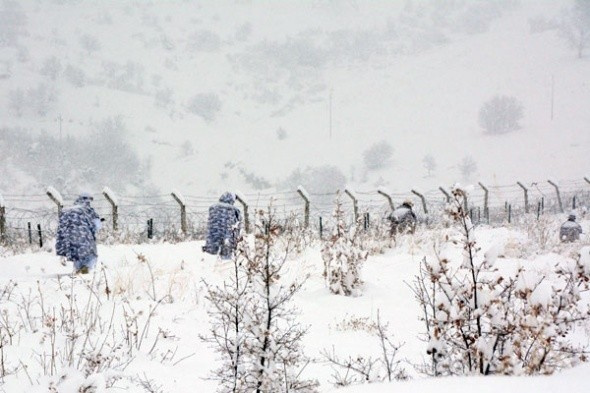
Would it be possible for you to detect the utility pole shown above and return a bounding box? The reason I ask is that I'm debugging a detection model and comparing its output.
[550,74,554,121]
[329,88,333,139]
[57,114,63,140]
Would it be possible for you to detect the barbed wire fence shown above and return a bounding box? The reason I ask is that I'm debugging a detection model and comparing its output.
[1,177,589,251]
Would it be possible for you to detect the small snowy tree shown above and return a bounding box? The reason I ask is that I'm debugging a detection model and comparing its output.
[422,154,436,177]
[202,249,251,392]
[363,140,393,171]
[411,187,590,377]
[203,207,318,393]
[478,95,524,134]
[240,208,318,392]
[321,194,368,296]
[458,155,477,181]
[559,0,590,58]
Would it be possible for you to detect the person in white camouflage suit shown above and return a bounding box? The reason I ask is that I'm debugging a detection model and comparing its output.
[388,199,417,236]
[56,192,102,274]
[560,213,583,242]
[202,192,242,259]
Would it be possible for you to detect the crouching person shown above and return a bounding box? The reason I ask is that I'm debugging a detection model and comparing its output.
[56,192,102,274]
[560,213,583,242]
[202,192,242,259]
[388,199,417,236]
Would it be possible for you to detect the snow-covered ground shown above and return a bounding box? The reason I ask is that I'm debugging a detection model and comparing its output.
[0,218,589,392]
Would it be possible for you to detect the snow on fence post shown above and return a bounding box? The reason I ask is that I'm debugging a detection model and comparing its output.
[46,186,64,216]
[27,222,32,244]
[547,179,564,213]
[0,194,5,244]
[235,191,249,234]
[516,181,529,214]
[102,186,119,232]
[411,189,429,215]
[439,186,451,203]
[377,188,395,210]
[171,189,187,235]
[344,188,359,222]
[296,186,310,229]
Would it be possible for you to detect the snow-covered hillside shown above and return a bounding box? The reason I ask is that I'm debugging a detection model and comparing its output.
[1,0,589,197]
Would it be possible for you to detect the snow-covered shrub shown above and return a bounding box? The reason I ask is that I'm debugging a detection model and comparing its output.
[40,56,62,81]
[203,207,318,392]
[478,95,524,134]
[322,311,406,387]
[363,140,393,171]
[411,186,590,376]
[283,165,346,204]
[154,86,174,108]
[7,88,25,116]
[27,83,58,117]
[63,64,86,87]
[186,29,221,52]
[321,194,368,296]
[458,155,477,181]
[79,33,101,55]
[0,0,27,46]
[187,92,222,122]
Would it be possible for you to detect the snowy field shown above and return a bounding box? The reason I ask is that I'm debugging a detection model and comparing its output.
[0,215,589,392]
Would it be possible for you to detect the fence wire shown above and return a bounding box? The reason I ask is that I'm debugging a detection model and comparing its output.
[1,178,589,249]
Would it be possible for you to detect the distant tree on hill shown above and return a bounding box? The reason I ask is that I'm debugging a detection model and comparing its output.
[187,92,222,122]
[363,140,393,171]
[559,0,590,58]
[478,95,523,135]
[0,0,27,46]
[422,154,436,177]
[459,155,477,181]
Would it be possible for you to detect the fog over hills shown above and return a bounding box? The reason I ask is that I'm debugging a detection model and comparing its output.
[1,0,588,201]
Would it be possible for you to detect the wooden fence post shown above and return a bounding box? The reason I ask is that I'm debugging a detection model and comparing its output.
[516,181,529,214]
[411,189,428,214]
[102,187,119,231]
[377,188,395,210]
[46,186,64,216]
[0,194,5,244]
[584,177,590,185]
[296,186,310,229]
[478,182,488,215]
[235,192,249,234]
[439,187,451,203]
[171,189,187,234]
[547,179,564,213]
[344,189,359,222]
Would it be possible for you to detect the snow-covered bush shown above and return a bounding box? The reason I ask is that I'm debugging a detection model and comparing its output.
[478,95,524,134]
[40,56,62,81]
[63,64,86,87]
[321,194,368,296]
[363,140,393,171]
[187,92,222,122]
[79,33,101,55]
[411,187,590,376]
[321,311,407,387]
[203,207,318,392]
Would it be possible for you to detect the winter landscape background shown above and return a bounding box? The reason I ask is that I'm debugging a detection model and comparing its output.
[1,1,590,393]
[1,0,589,198]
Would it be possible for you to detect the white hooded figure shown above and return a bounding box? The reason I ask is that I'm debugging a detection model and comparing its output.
[560,213,583,242]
